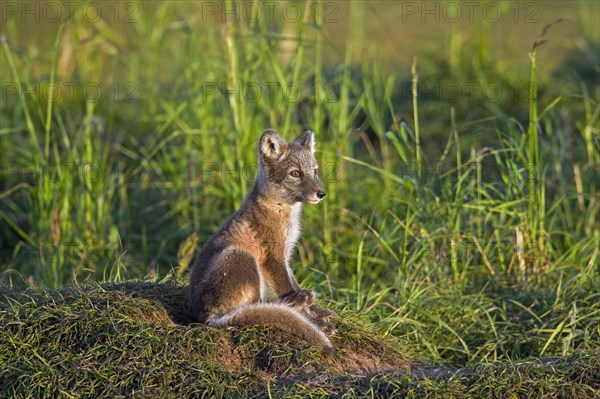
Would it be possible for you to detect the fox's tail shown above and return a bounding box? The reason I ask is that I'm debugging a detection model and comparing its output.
[208,303,332,351]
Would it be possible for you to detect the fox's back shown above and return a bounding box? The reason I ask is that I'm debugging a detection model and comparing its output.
[189,195,289,285]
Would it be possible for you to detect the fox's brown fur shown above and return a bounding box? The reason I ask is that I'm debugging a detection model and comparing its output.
[188,129,335,351]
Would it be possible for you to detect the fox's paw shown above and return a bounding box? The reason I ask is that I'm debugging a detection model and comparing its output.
[313,317,336,336]
[279,289,315,309]
[307,304,336,319]
[303,311,336,335]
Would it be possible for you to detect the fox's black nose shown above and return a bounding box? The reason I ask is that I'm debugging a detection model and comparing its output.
[317,190,327,199]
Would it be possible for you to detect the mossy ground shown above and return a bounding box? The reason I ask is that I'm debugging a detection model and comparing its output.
[1,281,597,398]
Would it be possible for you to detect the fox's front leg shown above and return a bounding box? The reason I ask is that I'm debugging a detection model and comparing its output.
[264,258,335,334]
[265,258,335,327]
[264,258,315,309]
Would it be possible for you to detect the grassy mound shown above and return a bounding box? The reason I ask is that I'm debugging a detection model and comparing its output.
[0,281,411,398]
[1,282,598,398]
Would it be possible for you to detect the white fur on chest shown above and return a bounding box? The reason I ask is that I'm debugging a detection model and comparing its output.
[285,203,302,262]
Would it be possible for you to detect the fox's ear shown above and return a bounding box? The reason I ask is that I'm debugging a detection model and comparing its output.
[297,131,315,153]
[260,129,288,160]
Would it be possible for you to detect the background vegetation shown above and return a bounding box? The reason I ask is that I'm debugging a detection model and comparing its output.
[1,0,598,396]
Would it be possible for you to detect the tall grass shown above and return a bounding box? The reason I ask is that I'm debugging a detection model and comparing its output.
[1,1,598,365]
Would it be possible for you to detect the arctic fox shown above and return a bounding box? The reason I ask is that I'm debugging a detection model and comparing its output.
[189,129,335,350]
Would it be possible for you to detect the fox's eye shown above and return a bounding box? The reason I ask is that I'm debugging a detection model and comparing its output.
[314,168,318,175]
[290,170,302,178]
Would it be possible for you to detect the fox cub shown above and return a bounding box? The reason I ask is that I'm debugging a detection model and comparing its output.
[189,129,335,350]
